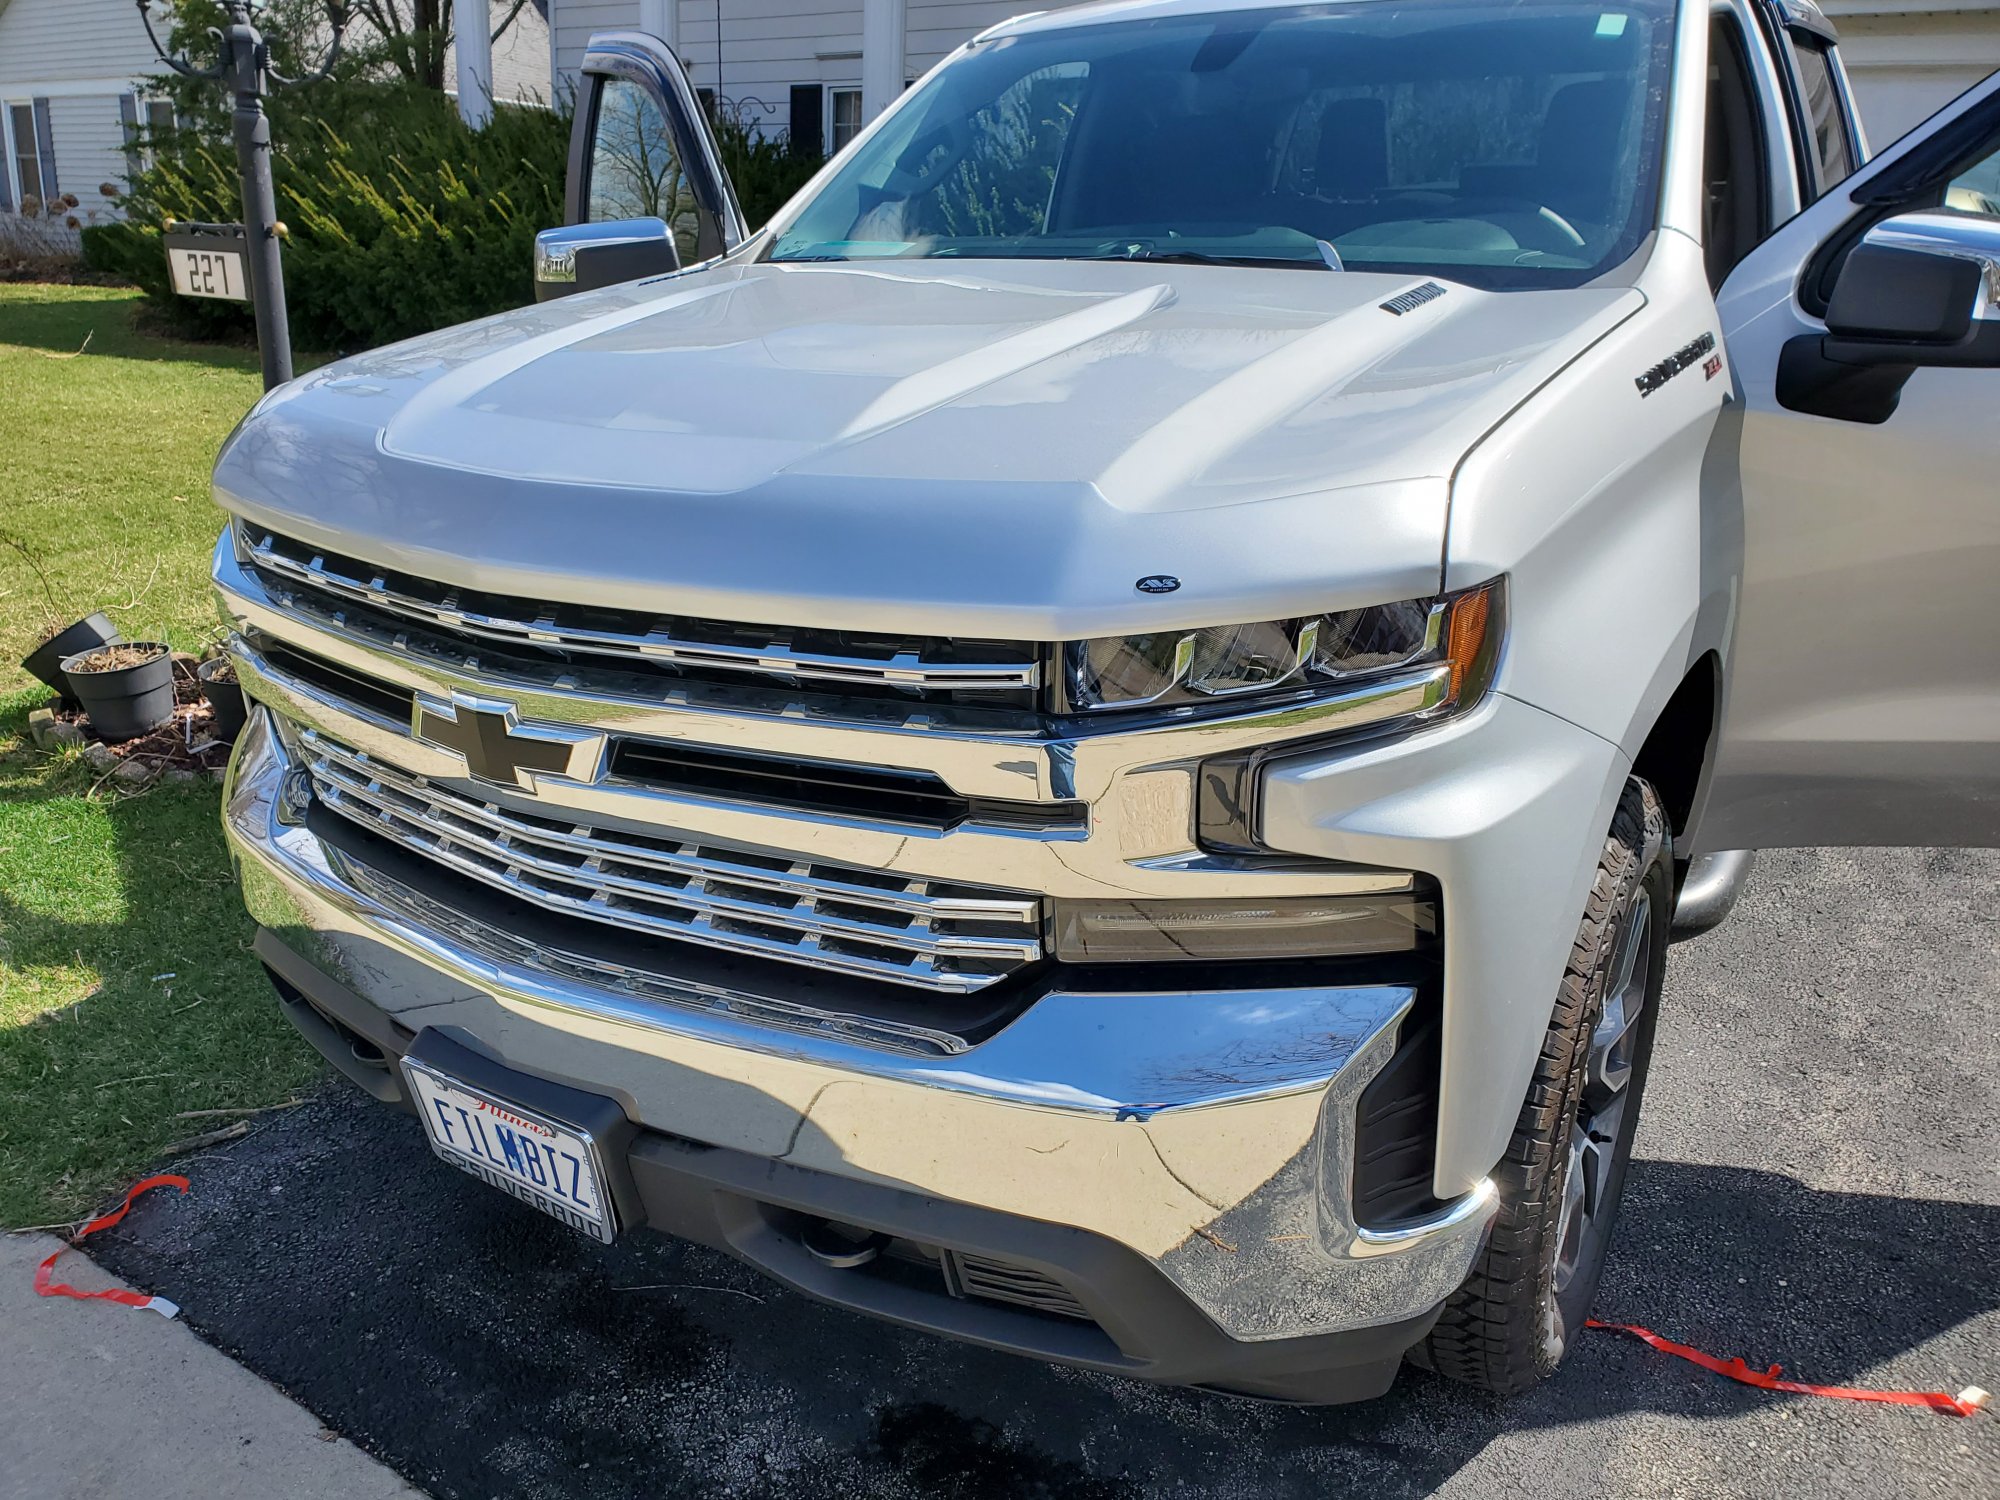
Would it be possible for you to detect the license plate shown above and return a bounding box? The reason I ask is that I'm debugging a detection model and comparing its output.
[167,244,248,301]
[402,1059,615,1242]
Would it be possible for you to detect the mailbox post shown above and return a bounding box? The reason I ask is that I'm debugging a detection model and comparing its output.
[138,1,349,391]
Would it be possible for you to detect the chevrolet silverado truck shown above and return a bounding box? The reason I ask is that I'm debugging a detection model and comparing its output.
[212,0,2000,1403]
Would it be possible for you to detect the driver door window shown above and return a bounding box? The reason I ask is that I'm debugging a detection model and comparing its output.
[587,77,701,263]
[1786,35,1856,197]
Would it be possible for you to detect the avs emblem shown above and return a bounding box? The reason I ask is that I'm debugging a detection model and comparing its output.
[1135,575,1182,594]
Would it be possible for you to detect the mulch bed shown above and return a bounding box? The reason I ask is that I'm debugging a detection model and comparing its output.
[54,653,234,780]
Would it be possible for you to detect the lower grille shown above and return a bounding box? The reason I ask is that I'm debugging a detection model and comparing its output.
[943,1249,1093,1321]
[302,730,1045,994]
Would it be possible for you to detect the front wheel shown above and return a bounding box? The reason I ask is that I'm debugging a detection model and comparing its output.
[1414,777,1672,1394]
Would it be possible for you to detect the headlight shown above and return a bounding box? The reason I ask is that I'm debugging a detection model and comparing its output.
[1063,580,1503,714]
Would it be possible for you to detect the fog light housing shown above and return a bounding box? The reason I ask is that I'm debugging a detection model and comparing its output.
[1052,891,1437,963]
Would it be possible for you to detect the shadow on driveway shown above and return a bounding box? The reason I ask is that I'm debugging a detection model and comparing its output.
[83,1081,1999,1500]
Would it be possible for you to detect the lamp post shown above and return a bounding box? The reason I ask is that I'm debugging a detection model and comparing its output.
[137,1,349,390]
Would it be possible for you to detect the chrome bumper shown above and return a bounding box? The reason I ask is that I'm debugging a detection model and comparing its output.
[225,708,1495,1343]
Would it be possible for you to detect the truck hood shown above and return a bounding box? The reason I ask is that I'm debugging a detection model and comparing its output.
[217,258,1640,639]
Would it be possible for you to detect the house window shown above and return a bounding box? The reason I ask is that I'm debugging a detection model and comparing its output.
[8,102,47,210]
[145,98,176,137]
[829,88,863,153]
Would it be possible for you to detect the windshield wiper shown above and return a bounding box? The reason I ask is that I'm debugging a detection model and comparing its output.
[1088,242,1342,271]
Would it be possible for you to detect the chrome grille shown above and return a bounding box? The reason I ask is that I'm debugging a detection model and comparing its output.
[241,523,1042,697]
[327,853,972,1056]
[302,731,1044,993]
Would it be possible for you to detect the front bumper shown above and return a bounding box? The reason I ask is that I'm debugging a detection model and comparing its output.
[225,707,1496,1391]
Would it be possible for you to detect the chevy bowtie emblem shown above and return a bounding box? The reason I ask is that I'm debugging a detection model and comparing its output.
[410,693,605,789]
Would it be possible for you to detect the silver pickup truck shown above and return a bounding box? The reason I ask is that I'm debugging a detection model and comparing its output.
[213,0,2000,1403]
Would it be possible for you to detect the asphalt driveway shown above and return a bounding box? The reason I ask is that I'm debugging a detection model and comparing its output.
[85,847,1998,1499]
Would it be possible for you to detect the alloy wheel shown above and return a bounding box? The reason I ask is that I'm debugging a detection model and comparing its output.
[1553,889,1652,1294]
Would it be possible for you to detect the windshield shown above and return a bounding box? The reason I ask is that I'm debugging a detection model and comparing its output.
[769,0,1675,287]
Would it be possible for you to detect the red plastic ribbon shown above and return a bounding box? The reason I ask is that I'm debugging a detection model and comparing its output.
[34,1174,189,1319]
[1587,1318,1988,1417]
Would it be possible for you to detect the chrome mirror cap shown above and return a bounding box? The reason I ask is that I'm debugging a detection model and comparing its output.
[533,218,677,301]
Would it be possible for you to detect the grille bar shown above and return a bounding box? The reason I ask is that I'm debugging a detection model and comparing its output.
[303,732,1043,993]
[243,524,1042,694]
[328,852,973,1056]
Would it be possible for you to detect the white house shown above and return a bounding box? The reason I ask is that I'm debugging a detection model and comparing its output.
[542,0,1998,158]
[0,0,552,250]
[1823,1,2000,145]
[5,0,1992,253]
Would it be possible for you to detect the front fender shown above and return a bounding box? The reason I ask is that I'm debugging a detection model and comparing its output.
[1259,693,1627,1196]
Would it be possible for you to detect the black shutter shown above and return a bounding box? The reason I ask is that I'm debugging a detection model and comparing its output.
[0,110,13,213]
[119,93,141,186]
[32,97,58,201]
[789,84,823,159]
[695,86,716,121]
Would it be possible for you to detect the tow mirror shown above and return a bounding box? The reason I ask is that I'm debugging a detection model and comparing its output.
[1778,210,2000,423]
[533,217,679,301]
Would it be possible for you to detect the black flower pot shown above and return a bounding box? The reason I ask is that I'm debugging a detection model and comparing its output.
[61,643,176,743]
[197,657,247,743]
[21,613,122,706]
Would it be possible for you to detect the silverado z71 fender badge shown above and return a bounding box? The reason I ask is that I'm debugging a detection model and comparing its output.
[1635,332,1718,396]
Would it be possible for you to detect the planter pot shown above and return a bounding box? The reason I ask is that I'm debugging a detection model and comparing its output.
[21,613,123,705]
[197,657,248,742]
[61,642,176,743]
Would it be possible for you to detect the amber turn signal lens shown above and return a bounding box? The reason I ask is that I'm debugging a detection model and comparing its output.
[1445,582,1499,704]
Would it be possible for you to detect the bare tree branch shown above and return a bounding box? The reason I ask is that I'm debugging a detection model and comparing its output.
[491,0,532,44]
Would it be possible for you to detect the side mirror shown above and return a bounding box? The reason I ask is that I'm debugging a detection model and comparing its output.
[533,218,679,301]
[1778,210,2000,423]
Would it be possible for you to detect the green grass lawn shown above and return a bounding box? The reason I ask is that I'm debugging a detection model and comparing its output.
[0,285,322,1229]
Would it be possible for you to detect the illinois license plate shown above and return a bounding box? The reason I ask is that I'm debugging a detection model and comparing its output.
[402,1059,615,1242]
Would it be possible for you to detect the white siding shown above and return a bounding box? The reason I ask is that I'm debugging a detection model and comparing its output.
[45,92,131,223]
[0,0,155,246]
[548,0,1098,138]
[680,0,863,133]
[553,0,639,102]
[0,0,161,89]
[906,0,1028,73]
[1822,1,2000,149]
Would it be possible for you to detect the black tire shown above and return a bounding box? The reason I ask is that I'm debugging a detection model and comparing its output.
[1413,777,1672,1394]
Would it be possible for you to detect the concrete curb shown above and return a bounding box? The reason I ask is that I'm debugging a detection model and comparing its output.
[0,1232,424,1500]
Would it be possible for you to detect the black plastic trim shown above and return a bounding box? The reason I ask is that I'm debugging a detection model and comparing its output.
[1351,981,1447,1230]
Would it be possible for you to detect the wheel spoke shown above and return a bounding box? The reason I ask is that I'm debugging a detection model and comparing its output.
[1588,891,1651,1102]
[1553,1122,1589,1292]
